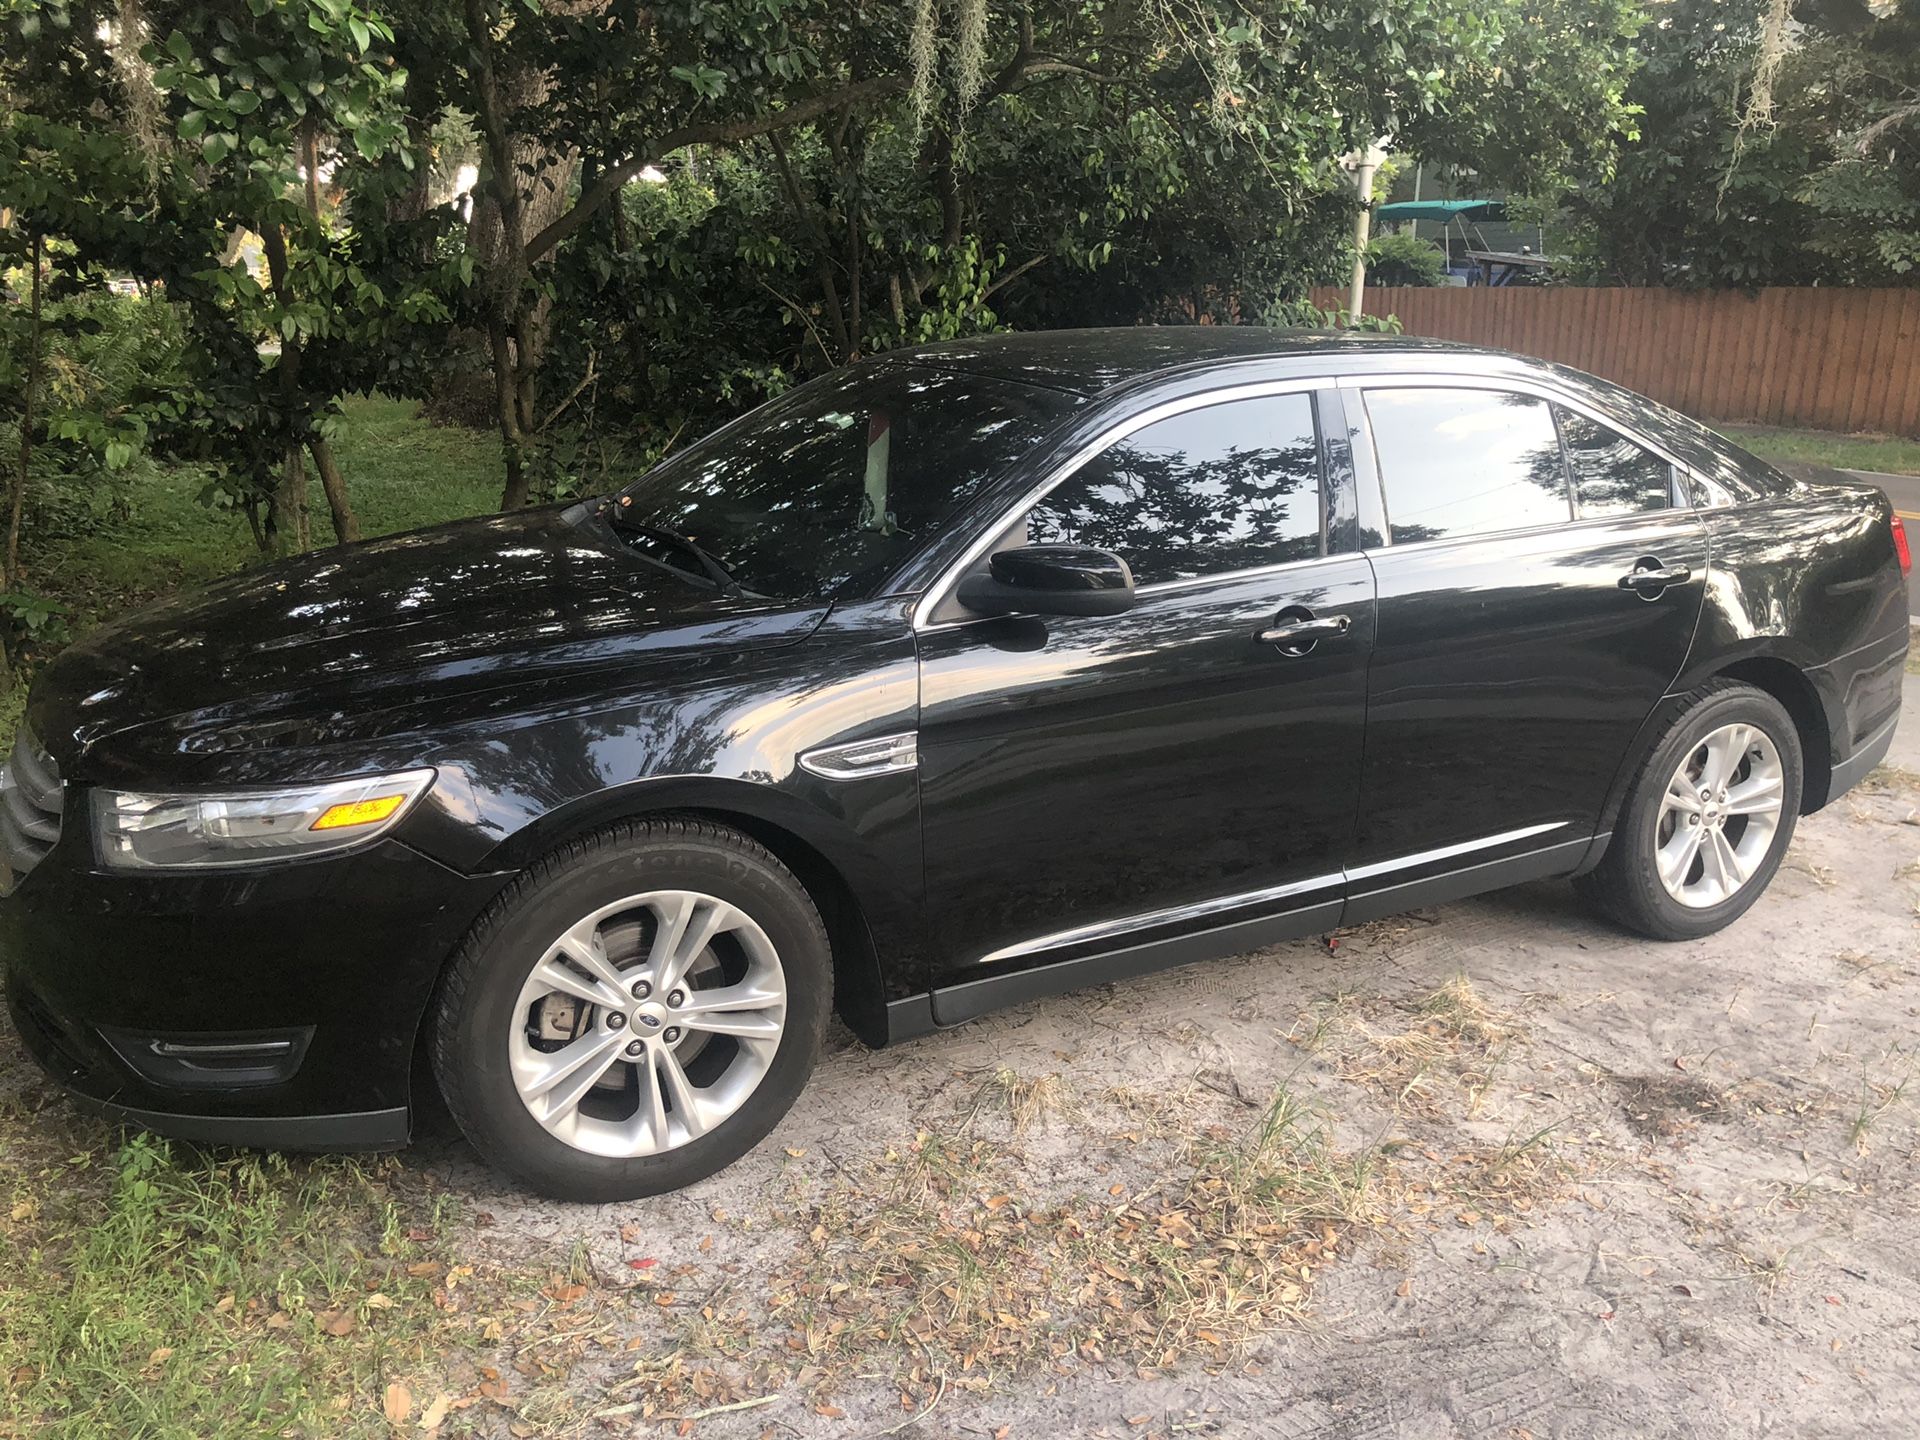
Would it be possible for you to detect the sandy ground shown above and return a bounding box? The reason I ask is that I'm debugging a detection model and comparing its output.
[5,673,1915,1440]
[386,668,1920,1440]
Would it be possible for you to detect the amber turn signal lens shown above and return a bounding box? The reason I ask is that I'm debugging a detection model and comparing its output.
[309,793,410,831]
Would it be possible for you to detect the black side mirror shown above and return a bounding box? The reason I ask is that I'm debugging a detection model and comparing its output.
[956,544,1136,618]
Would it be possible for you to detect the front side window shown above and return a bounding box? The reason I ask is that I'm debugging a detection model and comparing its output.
[615,361,1082,600]
[1364,388,1569,545]
[1024,393,1323,586]
[1555,405,1674,517]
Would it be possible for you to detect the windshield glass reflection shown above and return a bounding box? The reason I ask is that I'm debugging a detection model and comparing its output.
[615,361,1082,599]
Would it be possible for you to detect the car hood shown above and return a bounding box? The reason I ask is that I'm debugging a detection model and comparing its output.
[31,506,829,776]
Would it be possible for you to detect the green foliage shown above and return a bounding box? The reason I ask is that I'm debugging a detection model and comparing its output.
[5,0,1648,570]
[1260,297,1405,335]
[1,0,459,555]
[1365,231,1448,288]
[1557,0,1920,287]
[5,292,189,535]
[0,590,70,649]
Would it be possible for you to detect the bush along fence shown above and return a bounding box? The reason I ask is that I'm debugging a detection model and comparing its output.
[1308,285,1920,438]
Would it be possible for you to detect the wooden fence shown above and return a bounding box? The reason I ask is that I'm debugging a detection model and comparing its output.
[1306,285,1920,438]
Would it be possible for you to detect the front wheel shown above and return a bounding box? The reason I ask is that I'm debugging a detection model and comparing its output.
[1577,680,1803,941]
[431,817,831,1201]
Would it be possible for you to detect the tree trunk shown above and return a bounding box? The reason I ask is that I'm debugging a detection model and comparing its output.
[308,437,360,544]
[259,208,359,549]
[463,0,577,509]
[268,449,312,555]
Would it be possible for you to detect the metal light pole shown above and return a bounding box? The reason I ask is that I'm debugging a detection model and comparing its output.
[1343,141,1390,322]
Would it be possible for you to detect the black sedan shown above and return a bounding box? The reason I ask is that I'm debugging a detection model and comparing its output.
[2,329,1909,1201]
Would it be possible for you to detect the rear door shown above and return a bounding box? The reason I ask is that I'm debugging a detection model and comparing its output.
[914,385,1374,1017]
[1346,381,1707,913]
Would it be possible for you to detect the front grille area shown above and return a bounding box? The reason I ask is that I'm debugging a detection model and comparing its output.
[0,726,64,893]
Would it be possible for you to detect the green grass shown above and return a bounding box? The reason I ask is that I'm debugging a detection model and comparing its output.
[1723,425,1920,477]
[27,395,503,635]
[0,1134,468,1439]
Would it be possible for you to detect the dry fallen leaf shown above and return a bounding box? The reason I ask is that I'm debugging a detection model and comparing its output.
[319,1310,357,1337]
[813,1404,846,1419]
[383,1382,412,1424]
[145,1347,174,1369]
[418,1392,454,1431]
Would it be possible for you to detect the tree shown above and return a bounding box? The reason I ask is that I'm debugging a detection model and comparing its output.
[1556,0,1920,287]
[1,0,457,551]
[427,0,1643,506]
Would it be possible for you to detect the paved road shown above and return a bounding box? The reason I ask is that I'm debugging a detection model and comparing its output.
[1845,468,1919,619]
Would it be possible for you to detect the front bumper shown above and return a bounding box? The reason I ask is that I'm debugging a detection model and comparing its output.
[1,828,507,1149]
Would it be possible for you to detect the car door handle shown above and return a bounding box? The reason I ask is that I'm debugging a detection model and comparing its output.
[1255,613,1351,649]
[1618,561,1692,593]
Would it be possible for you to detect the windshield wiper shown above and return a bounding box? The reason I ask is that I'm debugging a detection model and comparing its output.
[597,502,746,599]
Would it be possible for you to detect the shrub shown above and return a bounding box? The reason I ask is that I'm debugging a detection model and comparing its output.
[1365,230,1448,287]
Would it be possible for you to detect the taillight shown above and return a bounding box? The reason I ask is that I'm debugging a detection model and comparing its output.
[1894,513,1912,576]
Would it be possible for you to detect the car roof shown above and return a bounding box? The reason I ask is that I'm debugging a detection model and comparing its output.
[893,326,1478,398]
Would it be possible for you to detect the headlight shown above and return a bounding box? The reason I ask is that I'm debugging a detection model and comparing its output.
[92,769,436,871]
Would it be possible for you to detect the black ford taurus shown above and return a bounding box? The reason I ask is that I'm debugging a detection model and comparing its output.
[2,328,1909,1200]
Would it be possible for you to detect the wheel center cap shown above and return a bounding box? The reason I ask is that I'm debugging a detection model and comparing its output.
[631,1003,666,1031]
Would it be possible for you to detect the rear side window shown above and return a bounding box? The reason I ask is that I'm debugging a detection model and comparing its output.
[1364,388,1569,545]
[1025,393,1322,586]
[1555,405,1673,517]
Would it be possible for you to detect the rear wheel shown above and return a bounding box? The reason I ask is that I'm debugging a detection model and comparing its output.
[1577,680,1802,941]
[432,818,830,1201]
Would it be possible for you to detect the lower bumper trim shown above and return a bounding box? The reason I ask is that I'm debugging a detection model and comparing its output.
[67,1092,411,1152]
[1826,712,1900,806]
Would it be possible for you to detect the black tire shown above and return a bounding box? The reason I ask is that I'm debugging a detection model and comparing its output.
[1576,679,1803,941]
[431,816,831,1202]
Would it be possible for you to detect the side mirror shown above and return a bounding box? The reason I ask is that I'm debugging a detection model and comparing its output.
[955,544,1136,618]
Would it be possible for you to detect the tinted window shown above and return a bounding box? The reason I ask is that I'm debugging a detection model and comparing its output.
[1024,394,1322,586]
[617,361,1081,599]
[1556,406,1673,517]
[1364,388,1569,545]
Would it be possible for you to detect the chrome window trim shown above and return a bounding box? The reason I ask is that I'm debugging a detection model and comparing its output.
[972,820,1576,968]
[912,376,1334,634]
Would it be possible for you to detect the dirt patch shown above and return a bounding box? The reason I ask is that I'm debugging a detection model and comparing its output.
[1614,1073,1727,1138]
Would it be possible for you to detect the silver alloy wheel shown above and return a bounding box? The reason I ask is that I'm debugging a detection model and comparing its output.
[507,890,788,1158]
[1654,722,1785,909]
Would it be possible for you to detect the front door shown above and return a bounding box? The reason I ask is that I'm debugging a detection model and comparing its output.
[913,387,1375,1020]
[1347,382,1708,913]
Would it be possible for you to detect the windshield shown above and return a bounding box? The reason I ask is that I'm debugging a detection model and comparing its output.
[612,360,1083,599]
